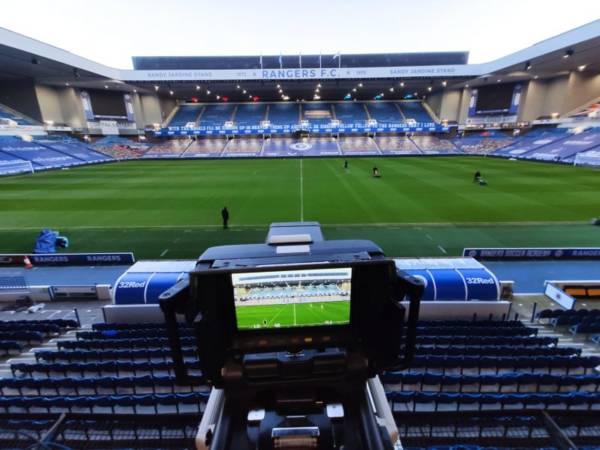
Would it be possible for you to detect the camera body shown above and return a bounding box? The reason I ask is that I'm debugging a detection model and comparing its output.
[160,222,423,450]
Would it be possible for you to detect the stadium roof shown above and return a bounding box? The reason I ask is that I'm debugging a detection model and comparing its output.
[0,20,598,101]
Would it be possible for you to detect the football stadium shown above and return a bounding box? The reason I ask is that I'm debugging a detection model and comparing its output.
[0,3,600,448]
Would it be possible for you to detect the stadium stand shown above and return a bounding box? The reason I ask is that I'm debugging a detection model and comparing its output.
[0,102,37,126]
[142,138,191,158]
[0,136,84,169]
[302,102,334,125]
[398,101,434,124]
[34,135,112,163]
[520,129,600,162]
[334,102,368,126]
[198,104,235,127]
[267,102,300,126]
[493,127,570,158]
[222,138,263,155]
[181,138,227,157]
[394,409,600,448]
[410,135,458,154]
[167,104,203,128]
[375,136,422,154]
[2,317,598,420]
[453,131,514,155]
[366,102,404,124]
[235,103,267,127]
[92,136,149,159]
[339,136,380,154]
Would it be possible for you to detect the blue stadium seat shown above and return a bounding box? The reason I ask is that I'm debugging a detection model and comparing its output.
[168,105,203,127]
[366,102,403,124]
[267,103,300,126]
[398,101,434,124]
[235,103,267,127]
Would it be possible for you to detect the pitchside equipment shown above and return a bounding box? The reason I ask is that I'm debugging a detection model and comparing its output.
[160,222,423,450]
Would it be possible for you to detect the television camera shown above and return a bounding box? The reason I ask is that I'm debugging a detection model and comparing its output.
[160,222,423,450]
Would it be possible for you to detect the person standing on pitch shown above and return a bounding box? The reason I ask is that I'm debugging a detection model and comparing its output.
[344,160,348,170]
[221,206,229,229]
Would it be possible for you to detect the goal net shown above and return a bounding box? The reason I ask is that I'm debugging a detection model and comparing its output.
[0,160,35,176]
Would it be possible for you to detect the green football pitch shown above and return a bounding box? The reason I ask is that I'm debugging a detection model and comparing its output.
[0,156,599,258]
[235,300,350,329]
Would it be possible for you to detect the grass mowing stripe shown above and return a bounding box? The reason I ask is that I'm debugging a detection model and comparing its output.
[0,157,599,257]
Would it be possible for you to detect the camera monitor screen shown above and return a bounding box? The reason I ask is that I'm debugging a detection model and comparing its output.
[232,267,352,330]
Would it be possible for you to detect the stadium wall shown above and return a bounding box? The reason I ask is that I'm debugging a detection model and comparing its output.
[35,85,66,126]
[52,87,86,129]
[427,89,464,122]
[519,73,600,121]
[158,97,177,123]
[137,94,165,127]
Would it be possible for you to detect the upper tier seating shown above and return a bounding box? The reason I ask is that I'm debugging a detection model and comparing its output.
[334,102,368,125]
[268,103,300,126]
[235,103,267,127]
[198,104,235,127]
[398,102,434,123]
[167,105,203,128]
[302,102,333,125]
[0,103,37,126]
[366,102,403,124]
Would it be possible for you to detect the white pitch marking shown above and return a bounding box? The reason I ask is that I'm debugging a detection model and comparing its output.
[293,303,297,326]
[160,249,169,257]
[300,159,304,221]
[425,234,433,241]
[437,245,447,254]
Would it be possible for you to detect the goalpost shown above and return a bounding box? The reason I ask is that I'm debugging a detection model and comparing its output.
[0,160,35,176]
[574,152,600,168]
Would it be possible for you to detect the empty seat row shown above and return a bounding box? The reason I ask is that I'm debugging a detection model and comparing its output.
[570,321,600,335]
[58,336,197,350]
[0,392,208,414]
[416,320,525,328]
[0,319,77,327]
[0,374,203,396]
[538,308,600,321]
[0,340,23,353]
[387,391,600,411]
[11,360,201,377]
[411,355,600,374]
[76,328,195,340]
[415,345,580,358]
[383,372,600,393]
[35,347,197,362]
[414,326,536,337]
[416,335,557,347]
[92,322,186,331]
[0,323,63,334]
[0,331,44,343]
[91,319,524,331]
